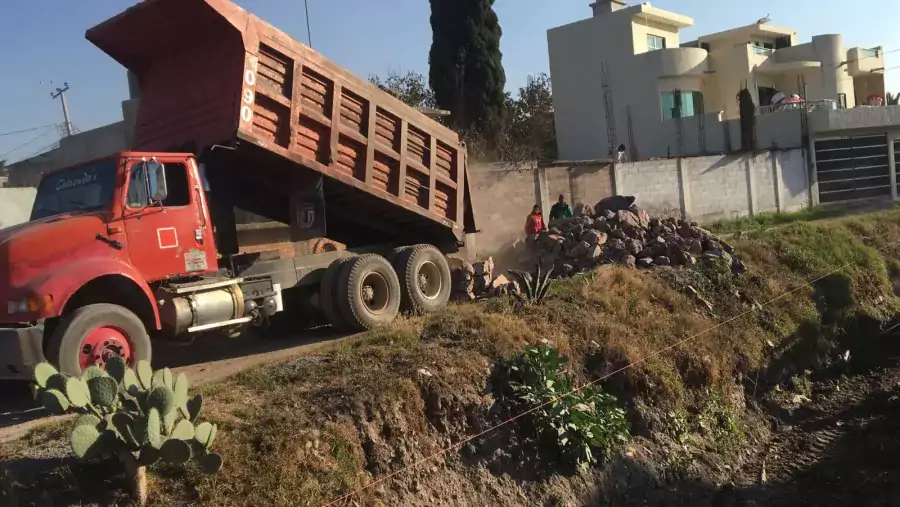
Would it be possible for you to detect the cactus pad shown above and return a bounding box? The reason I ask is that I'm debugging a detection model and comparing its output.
[105,356,127,383]
[198,452,223,474]
[147,408,163,449]
[71,424,101,459]
[184,394,203,422]
[148,386,176,416]
[123,368,140,396]
[81,365,107,382]
[137,360,153,390]
[33,363,58,388]
[40,389,70,415]
[173,373,189,406]
[137,446,160,466]
[87,376,119,407]
[194,422,216,449]
[160,438,192,465]
[171,419,195,440]
[75,414,102,427]
[65,378,90,408]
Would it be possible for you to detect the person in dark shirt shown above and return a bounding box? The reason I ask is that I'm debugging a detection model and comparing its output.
[525,204,545,236]
[549,194,574,221]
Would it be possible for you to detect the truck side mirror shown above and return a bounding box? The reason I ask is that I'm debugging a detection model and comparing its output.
[147,161,168,202]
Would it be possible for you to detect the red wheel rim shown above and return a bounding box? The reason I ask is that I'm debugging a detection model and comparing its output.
[79,325,133,370]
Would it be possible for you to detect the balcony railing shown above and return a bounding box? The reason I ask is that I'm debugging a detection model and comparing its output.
[860,48,881,59]
[753,46,775,56]
[759,99,838,115]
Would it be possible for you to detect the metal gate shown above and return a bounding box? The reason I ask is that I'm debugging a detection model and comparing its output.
[815,135,891,203]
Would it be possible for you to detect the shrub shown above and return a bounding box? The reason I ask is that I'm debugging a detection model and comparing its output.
[503,344,630,469]
[508,264,554,306]
[32,359,222,505]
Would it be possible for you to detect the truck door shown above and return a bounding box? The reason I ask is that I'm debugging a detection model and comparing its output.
[123,159,211,281]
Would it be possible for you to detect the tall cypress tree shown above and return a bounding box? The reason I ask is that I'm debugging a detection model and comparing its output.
[428,0,506,137]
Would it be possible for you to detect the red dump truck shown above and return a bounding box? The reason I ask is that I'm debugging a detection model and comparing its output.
[0,0,476,379]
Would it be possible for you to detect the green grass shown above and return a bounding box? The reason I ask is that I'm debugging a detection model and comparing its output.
[707,206,847,234]
[7,209,900,506]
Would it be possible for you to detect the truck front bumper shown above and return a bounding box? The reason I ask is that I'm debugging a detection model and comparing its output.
[0,325,45,380]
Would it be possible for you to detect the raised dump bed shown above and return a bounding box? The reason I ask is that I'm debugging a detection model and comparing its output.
[86,0,476,252]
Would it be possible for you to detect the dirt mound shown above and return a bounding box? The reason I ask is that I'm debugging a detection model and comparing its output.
[5,210,900,506]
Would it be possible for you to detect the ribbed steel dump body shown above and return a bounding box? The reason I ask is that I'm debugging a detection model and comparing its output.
[86,0,475,246]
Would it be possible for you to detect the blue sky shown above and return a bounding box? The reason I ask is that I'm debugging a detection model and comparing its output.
[1,0,898,162]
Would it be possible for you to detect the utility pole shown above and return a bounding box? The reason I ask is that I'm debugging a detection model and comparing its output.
[51,83,74,137]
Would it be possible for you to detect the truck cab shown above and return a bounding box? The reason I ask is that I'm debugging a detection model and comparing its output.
[0,153,219,378]
[1,0,477,380]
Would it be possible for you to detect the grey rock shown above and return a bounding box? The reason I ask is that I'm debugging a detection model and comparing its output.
[690,239,703,255]
[587,245,604,260]
[627,239,643,256]
[569,241,591,259]
[595,195,636,215]
[637,257,655,269]
[610,229,627,240]
[582,230,608,246]
[654,256,671,266]
[607,238,627,252]
[623,255,637,269]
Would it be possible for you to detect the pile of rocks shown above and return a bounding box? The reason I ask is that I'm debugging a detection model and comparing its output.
[531,195,746,277]
[449,257,517,301]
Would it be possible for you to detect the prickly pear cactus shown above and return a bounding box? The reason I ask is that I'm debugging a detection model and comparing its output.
[32,358,223,474]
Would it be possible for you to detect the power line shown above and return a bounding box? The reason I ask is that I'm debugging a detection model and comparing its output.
[304,0,313,48]
[322,233,900,507]
[0,128,56,159]
[0,124,59,138]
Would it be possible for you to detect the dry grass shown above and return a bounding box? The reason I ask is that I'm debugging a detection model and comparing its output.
[5,209,900,506]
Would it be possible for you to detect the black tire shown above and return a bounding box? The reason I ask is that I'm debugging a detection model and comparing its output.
[46,303,152,376]
[320,257,351,330]
[394,245,452,314]
[336,254,401,331]
[388,246,413,263]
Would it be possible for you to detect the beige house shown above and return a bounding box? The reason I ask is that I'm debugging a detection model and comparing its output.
[549,0,887,160]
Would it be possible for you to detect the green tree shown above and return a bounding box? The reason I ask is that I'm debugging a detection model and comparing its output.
[502,73,557,163]
[369,70,436,110]
[0,160,6,177]
[887,92,899,106]
[428,0,506,136]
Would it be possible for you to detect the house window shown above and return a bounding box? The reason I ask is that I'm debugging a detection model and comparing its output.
[752,41,774,55]
[661,91,705,120]
[647,34,666,51]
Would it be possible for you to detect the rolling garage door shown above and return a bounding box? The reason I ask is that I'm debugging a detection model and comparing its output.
[815,135,891,203]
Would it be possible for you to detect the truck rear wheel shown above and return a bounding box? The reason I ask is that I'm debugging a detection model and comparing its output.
[394,245,452,314]
[320,257,351,330]
[47,303,152,376]
[337,254,401,331]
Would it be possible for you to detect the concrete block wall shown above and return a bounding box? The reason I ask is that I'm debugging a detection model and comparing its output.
[614,159,682,215]
[0,188,37,229]
[685,155,753,222]
[615,148,811,224]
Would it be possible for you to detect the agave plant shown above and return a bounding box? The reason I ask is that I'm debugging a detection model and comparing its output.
[508,263,555,305]
[32,358,222,505]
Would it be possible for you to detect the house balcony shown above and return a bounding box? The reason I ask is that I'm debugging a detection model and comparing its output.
[847,47,884,76]
[641,47,709,78]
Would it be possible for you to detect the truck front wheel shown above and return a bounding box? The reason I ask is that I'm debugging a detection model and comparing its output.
[47,303,152,376]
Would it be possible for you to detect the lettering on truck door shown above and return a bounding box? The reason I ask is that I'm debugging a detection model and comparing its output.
[122,160,207,281]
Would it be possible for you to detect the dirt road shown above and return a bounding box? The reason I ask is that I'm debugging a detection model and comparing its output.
[0,329,357,443]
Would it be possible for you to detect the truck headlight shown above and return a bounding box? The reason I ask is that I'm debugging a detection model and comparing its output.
[7,295,53,316]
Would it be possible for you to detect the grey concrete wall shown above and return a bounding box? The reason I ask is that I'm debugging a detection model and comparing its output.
[613,148,810,223]
[614,159,682,215]
[0,188,37,229]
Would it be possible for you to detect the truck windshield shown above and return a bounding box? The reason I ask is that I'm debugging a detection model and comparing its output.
[30,159,118,220]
